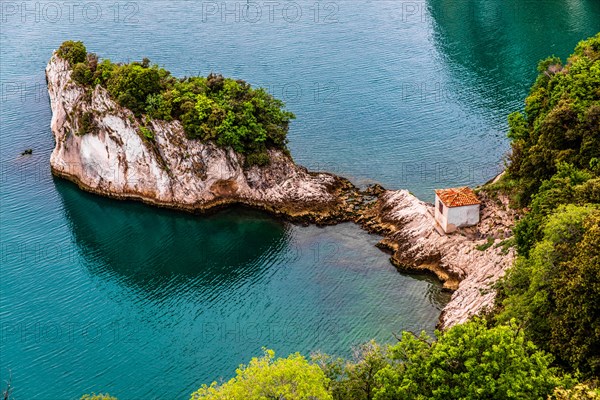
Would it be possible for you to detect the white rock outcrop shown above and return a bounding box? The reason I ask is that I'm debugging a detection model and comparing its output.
[360,189,516,328]
[46,54,348,220]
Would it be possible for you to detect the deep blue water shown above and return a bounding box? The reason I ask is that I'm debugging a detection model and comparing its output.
[1,1,599,398]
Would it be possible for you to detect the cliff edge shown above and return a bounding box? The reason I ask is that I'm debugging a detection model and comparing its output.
[46,54,354,223]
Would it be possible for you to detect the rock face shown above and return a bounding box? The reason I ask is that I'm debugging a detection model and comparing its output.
[46,53,516,329]
[46,54,352,223]
[358,189,516,328]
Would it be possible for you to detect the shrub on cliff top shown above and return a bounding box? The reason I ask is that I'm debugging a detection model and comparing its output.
[72,62,94,85]
[56,41,295,162]
[57,40,87,65]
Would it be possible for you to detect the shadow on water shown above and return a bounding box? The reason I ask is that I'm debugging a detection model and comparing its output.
[55,177,450,311]
[54,178,291,295]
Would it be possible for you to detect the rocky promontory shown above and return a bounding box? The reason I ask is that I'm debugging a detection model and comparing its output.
[46,51,515,329]
[46,54,356,224]
[357,189,516,328]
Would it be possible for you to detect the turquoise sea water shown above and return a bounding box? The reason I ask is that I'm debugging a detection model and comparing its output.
[1,1,599,398]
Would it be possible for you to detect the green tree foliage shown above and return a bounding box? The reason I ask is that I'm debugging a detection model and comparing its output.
[494,32,600,382]
[313,340,388,400]
[497,205,600,376]
[57,40,87,65]
[56,41,295,164]
[139,126,154,141]
[513,162,597,256]
[374,319,567,400]
[78,111,95,136]
[507,33,600,205]
[188,321,571,400]
[190,349,332,400]
[72,62,94,85]
[105,63,167,115]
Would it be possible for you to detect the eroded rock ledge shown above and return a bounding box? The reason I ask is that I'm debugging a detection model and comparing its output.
[46,53,515,329]
[356,189,516,328]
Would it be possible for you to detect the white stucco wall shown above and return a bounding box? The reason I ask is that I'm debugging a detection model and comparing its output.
[447,204,480,230]
[434,194,448,231]
[434,194,480,233]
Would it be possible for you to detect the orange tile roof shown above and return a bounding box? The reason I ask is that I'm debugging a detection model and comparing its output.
[435,187,480,207]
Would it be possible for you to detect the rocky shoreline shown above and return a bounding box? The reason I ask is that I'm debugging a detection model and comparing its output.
[46,52,515,329]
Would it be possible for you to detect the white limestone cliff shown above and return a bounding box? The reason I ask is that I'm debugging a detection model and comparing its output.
[46,54,349,221]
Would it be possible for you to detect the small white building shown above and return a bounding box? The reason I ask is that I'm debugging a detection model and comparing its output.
[434,187,480,233]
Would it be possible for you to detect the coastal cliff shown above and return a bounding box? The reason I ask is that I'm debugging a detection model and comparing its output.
[46,54,354,223]
[46,52,514,329]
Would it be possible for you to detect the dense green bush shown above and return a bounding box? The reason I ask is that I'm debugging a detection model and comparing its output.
[105,63,168,115]
[190,349,332,400]
[139,126,154,141]
[56,41,295,163]
[506,33,600,205]
[491,32,600,383]
[497,205,600,376]
[57,40,87,65]
[374,319,567,400]
[513,162,595,256]
[189,320,571,400]
[313,340,388,400]
[78,111,95,135]
[72,62,94,85]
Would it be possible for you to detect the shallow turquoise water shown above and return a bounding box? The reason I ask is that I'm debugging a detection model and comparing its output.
[1,1,598,398]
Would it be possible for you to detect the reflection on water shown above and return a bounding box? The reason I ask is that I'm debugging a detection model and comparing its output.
[428,0,600,115]
[56,179,290,295]
[46,178,448,398]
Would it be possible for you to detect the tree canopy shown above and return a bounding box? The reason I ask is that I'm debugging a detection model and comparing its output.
[506,33,600,205]
[374,320,566,400]
[57,41,295,165]
[189,349,332,400]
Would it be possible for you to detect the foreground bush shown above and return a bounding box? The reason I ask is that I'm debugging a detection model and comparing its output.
[374,319,567,400]
[191,320,571,400]
[190,349,332,400]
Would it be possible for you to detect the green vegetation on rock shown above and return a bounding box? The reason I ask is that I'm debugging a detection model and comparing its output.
[57,41,295,165]
[57,40,87,65]
[496,205,600,376]
[492,33,600,379]
[506,33,600,205]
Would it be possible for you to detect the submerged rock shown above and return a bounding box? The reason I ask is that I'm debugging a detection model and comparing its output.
[46,51,515,329]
